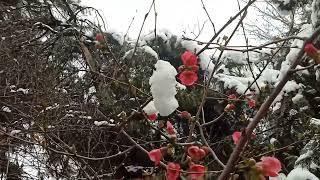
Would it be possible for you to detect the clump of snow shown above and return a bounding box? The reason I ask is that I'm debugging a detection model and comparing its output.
[270,138,277,145]
[310,118,320,126]
[143,101,158,115]
[176,82,186,90]
[273,80,300,105]
[295,150,313,165]
[17,88,30,94]
[141,46,158,59]
[221,51,261,65]
[23,124,30,130]
[94,120,115,127]
[292,93,304,104]
[311,0,320,27]
[295,65,310,76]
[278,24,313,80]
[273,102,282,112]
[149,60,179,116]
[10,130,21,136]
[287,167,319,180]
[1,106,11,113]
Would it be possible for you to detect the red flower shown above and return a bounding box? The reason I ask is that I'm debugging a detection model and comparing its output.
[147,113,157,121]
[305,43,318,56]
[224,103,236,112]
[188,146,206,161]
[166,121,175,135]
[232,131,241,145]
[305,43,320,64]
[228,94,237,100]
[181,51,198,66]
[167,162,181,180]
[179,70,198,86]
[179,111,191,119]
[188,164,206,179]
[248,99,256,108]
[256,156,281,177]
[148,149,162,166]
[95,33,105,42]
[232,131,256,144]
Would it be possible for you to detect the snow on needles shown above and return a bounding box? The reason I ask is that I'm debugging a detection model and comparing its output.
[149,60,179,116]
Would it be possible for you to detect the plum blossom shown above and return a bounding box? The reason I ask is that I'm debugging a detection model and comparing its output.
[147,113,158,121]
[232,131,241,145]
[95,33,105,42]
[166,162,180,180]
[304,43,320,64]
[178,51,199,86]
[166,121,176,135]
[187,146,206,161]
[148,149,162,165]
[256,156,282,177]
[225,103,236,112]
[228,94,237,100]
[188,164,206,179]
[181,51,197,66]
[178,111,191,119]
[248,99,256,108]
[179,70,198,86]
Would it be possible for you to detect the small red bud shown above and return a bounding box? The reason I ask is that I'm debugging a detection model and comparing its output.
[305,43,318,56]
[95,33,105,42]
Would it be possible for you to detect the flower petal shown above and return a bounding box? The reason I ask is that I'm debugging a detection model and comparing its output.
[179,70,198,86]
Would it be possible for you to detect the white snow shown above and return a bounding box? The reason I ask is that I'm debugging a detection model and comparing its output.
[176,82,186,90]
[1,106,11,113]
[94,120,116,127]
[270,138,277,145]
[292,93,304,104]
[10,130,21,136]
[142,45,158,59]
[142,101,158,115]
[273,102,282,112]
[311,0,320,27]
[295,150,313,165]
[17,88,30,94]
[310,118,320,126]
[149,60,179,116]
[287,167,319,180]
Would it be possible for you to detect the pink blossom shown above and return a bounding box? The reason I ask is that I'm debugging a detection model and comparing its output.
[178,111,191,119]
[256,156,282,177]
[187,146,206,161]
[181,51,198,66]
[147,113,157,121]
[248,99,256,108]
[167,162,180,180]
[95,33,105,42]
[166,121,175,135]
[224,103,236,112]
[304,43,318,56]
[232,131,241,145]
[188,164,206,179]
[228,94,237,100]
[179,70,198,86]
[148,149,162,166]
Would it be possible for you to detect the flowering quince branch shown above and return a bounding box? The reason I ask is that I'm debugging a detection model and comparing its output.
[186,1,253,149]
[218,26,320,180]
